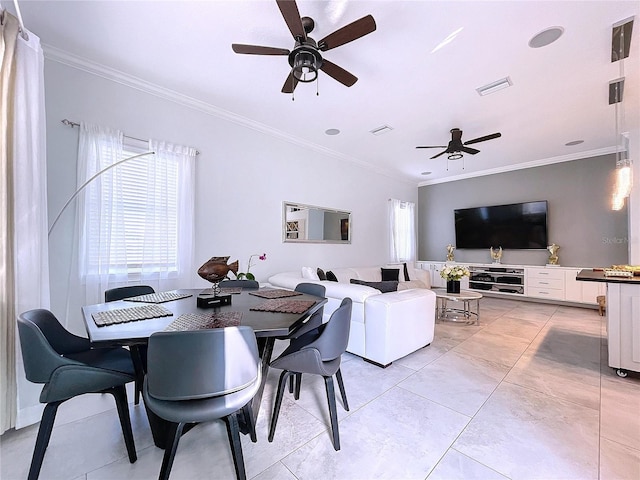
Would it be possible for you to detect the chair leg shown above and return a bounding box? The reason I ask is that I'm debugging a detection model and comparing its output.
[159,422,185,480]
[335,368,349,411]
[28,401,61,480]
[294,372,302,400]
[224,413,247,480]
[241,402,257,443]
[268,370,292,442]
[324,376,341,451]
[129,345,145,405]
[108,385,137,463]
[288,375,294,394]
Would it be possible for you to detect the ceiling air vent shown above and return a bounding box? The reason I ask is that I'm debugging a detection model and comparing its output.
[476,77,512,96]
[369,125,393,136]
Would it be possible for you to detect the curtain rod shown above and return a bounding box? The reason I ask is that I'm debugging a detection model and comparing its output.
[61,119,200,155]
[12,0,29,40]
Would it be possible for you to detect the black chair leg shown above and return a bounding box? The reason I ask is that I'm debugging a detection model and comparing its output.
[108,385,137,463]
[241,402,257,443]
[293,372,302,400]
[159,422,185,480]
[224,413,246,480]
[335,368,349,411]
[268,370,292,442]
[28,401,61,480]
[129,345,145,405]
[288,375,294,394]
[324,376,341,451]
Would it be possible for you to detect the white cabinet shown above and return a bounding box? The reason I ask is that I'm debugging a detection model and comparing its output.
[428,262,446,288]
[527,267,565,300]
[565,268,606,305]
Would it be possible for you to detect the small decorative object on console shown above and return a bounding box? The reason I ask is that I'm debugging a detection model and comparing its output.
[235,253,267,281]
[446,244,455,262]
[547,243,560,265]
[198,256,239,294]
[490,246,503,264]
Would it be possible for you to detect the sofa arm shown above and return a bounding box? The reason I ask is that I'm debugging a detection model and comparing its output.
[363,289,436,366]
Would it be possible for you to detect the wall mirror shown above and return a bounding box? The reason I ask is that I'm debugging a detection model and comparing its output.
[283,202,351,244]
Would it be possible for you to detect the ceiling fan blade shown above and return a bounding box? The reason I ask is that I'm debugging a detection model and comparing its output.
[320,60,358,87]
[416,145,447,149]
[276,0,307,41]
[232,44,290,55]
[318,15,377,51]
[461,146,480,155]
[281,71,299,93]
[430,150,448,159]
[464,132,502,145]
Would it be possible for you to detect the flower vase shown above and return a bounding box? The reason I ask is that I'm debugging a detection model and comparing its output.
[446,280,461,294]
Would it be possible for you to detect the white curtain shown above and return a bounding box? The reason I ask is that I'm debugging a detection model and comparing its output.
[1,11,50,432]
[389,198,416,263]
[74,124,196,306]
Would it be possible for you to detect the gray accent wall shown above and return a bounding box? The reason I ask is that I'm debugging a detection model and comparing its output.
[418,155,629,267]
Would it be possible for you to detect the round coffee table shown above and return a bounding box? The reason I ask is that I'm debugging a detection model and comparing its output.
[434,289,483,325]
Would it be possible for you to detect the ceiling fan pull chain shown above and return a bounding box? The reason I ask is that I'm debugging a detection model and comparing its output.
[316,73,319,96]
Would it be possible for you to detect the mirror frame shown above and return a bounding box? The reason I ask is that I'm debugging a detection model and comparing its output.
[282,202,351,244]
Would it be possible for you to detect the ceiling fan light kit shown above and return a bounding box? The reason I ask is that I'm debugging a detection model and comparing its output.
[231,0,376,95]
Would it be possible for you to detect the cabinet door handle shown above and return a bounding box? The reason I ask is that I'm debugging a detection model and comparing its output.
[539,281,549,285]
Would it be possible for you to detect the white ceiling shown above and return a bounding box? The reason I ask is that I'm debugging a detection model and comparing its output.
[7,0,640,185]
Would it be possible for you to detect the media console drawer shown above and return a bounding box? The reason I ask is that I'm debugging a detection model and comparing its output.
[528,286,564,300]
[527,268,564,281]
[528,277,564,290]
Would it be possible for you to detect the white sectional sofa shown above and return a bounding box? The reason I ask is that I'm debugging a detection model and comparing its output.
[268,264,436,367]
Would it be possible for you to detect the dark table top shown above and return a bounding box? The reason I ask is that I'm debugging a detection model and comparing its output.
[82,288,326,346]
[576,269,640,285]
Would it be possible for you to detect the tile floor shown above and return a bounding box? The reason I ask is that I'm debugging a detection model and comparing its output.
[2,297,640,479]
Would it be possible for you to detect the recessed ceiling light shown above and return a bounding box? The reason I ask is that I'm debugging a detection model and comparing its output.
[369,125,393,136]
[565,140,584,146]
[325,128,340,135]
[529,26,564,48]
[476,77,512,96]
[421,171,432,176]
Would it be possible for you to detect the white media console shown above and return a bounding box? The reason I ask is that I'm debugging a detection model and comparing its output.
[418,261,605,306]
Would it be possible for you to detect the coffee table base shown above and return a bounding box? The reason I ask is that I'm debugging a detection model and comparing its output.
[434,290,482,326]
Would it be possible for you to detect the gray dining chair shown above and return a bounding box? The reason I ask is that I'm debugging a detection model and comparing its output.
[143,326,261,480]
[268,297,352,451]
[220,279,260,289]
[104,285,155,404]
[17,309,137,480]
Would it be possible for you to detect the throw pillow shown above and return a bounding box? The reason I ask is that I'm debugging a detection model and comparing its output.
[381,268,400,282]
[326,270,338,282]
[403,262,410,281]
[350,279,399,293]
[317,268,327,281]
[301,266,320,281]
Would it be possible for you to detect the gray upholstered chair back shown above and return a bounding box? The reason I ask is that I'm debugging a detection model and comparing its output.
[105,285,155,302]
[294,282,326,298]
[304,297,351,361]
[17,309,89,384]
[220,280,259,289]
[146,326,260,401]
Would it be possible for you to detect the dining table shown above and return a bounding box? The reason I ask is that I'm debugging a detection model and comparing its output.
[81,287,327,448]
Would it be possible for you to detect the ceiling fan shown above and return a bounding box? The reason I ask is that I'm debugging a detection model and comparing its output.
[416,128,502,160]
[231,0,376,93]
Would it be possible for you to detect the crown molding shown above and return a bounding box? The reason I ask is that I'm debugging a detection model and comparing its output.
[417,146,618,186]
[42,44,414,186]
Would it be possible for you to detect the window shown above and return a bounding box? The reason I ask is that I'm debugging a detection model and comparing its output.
[389,199,416,263]
[78,123,195,281]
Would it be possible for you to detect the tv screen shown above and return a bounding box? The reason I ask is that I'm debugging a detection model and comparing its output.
[454,201,548,249]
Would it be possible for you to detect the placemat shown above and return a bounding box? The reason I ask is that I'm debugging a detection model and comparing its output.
[92,305,173,327]
[249,289,303,299]
[164,312,243,331]
[250,299,316,314]
[219,287,243,295]
[124,291,193,303]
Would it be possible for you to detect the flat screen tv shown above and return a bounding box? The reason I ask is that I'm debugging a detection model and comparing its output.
[454,201,548,249]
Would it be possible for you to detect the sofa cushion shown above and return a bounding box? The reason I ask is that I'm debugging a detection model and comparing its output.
[350,279,399,293]
[397,280,427,290]
[301,266,320,280]
[326,271,338,282]
[403,262,410,281]
[317,268,327,281]
[381,268,400,281]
